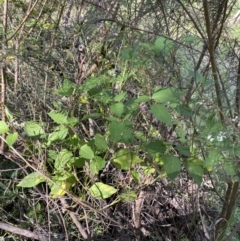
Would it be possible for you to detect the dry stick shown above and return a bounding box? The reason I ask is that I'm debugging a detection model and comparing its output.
[214,178,232,240]
[203,0,224,124]
[0,0,8,153]
[6,0,41,42]
[60,198,88,240]
[0,221,61,241]
[132,190,146,241]
[216,181,239,241]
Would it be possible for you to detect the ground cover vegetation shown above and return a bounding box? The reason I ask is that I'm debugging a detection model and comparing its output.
[1,0,240,240]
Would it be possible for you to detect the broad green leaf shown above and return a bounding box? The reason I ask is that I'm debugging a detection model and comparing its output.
[119,189,137,202]
[79,144,94,159]
[223,161,238,179]
[175,146,191,156]
[175,105,192,118]
[6,132,18,147]
[136,95,150,103]
[163,155,181,180]
[89,182,118,199]
[152,88,178,103]
[185,162,203,185]
[204,149,221,171]
[109,121,124,142]
[74,157,85,168]
[150,104,172,126]
[17,172,46,188]
[154,36,174,52]
[0,121,9,134]
[110,103,124,117]
[66,117,78,126]
[112,149,142,170]
[54,149,73,171]
[54,85,74,96]
[47,125,68,145]
[108,121,134,143]
[144,141,166,156]
[50,175,76,198]
[94,134,108,151]
[143,167,156,175]
[48,111,68,124]
[90,156,106,174]
[131,170,140,182]
[24,121,44,137]
[5,106,14,122]
[114,92,126,102]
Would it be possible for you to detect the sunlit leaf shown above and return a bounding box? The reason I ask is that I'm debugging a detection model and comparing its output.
[6,132,18,147]
[79,144,94,159]
[152,87,179,103]
[48,111,68,125]
[112,149,142,170]
[24,121,45,137]
[54,149,73,171]
[0,121,9,134]
[89,182,118,199]
[90,156,106,174]
[17,172,46,188]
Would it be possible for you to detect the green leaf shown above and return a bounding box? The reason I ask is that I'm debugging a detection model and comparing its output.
[6,132,18,147]
[74,157,86,168]
[54,149,73,171]
[163,155,181,180]
[89,182,118,199]
[154,36,174,52]
[24,121,45,137]
[0,121,9,134]
[54,79,75,96]
[150,104,173,126]
[152,87,179,103]
[131,170,140,182]
[185,162,203,185]
[223,161,238,179]
[136,95,150,103]
[47,125,68,145]
[48,111,68,124]
[144,141,166,156]
[114,92,126,102]
[110,103,125,117]
[79,144,94,159]
[5,106,14,122]
[109,121,134,143]
[94,134,108,151]
[90,156,106,174]
[17,172,46,188]
[119,189,137,202]
[112,149,142,170]
[204,149,221,172]
[175,146,191,156]
[50,175,76,198]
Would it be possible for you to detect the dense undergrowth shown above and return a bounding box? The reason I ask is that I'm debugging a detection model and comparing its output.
[1,0,240,241]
